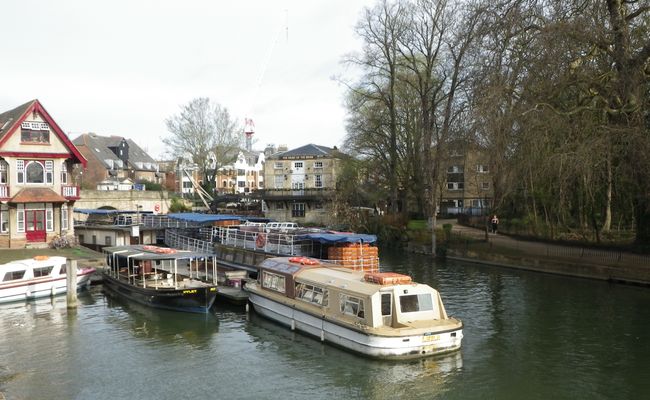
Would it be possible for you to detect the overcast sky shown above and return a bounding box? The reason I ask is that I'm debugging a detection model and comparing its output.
[0,0,375,159]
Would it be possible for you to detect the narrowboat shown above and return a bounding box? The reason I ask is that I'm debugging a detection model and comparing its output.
[0,256,95,304]
[245,256,463,359]
[102,245,218,313]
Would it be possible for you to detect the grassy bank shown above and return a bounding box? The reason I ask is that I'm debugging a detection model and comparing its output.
[0,246,103,264]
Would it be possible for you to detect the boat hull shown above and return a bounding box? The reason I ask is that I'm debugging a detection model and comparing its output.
[102,273,217,314]
[0,269,94,304]
[247,291,463,359]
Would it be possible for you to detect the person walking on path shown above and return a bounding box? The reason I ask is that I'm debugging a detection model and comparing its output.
[491,214,499,234]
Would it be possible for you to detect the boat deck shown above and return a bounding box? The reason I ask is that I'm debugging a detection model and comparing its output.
[216,286,249,305]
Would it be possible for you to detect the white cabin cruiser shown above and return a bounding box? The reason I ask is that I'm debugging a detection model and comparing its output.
[245,257,463,359]
[0,256,95,304]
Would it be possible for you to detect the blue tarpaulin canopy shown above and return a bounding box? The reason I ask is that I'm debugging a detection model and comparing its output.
[302,232,377,244]
[167,213,242,224]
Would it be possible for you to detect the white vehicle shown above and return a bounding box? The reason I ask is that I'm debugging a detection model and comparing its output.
[265,222,299,233]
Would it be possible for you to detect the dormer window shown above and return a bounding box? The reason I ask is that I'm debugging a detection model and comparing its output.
[20,121,50,143]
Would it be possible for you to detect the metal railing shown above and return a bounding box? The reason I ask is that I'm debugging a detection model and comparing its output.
[61,185,80,198]
[259,188,335,199]
[210,226,380,271]
[143,215,203,228]
[165,230,214,254]
[211,226,315,256]
[74,214,145,227]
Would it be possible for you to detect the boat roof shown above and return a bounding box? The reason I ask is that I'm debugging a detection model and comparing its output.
[1,256,67,271]
[103,245,214,260]
[258,258,318,275]
[74,208,153,215]
[299,267,380,296]
[167,213,242,224]
[260,257,420,296]
[300,232,377,244]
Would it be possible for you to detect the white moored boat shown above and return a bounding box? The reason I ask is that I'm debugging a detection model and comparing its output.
[245,256,463,359]
[0,256,95,304]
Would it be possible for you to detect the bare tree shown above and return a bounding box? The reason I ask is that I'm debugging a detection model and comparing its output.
[164,98,243,193]
[347,0,406,213]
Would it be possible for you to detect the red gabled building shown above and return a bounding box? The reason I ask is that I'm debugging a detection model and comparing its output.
[0,100,86,248]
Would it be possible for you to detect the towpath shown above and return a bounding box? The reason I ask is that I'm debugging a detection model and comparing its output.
[437,219,650,285]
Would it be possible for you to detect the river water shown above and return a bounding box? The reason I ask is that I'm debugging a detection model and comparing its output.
[1,252,649,400]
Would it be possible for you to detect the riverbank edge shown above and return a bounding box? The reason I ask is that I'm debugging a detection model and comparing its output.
[444,251,650,287]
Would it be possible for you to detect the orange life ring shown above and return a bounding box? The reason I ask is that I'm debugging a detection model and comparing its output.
[256,233,266,248]
[288,256,319,265]
[143,245,158,251]
[34,255,49,261]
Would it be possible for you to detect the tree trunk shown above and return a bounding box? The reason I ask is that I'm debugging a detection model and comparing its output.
[602,152,613,232]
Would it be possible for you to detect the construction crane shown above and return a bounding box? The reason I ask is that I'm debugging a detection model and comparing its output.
[182,167,213,210]
[244,9,288,141]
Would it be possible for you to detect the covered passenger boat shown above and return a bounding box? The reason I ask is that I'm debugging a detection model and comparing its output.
[102,245,218,313]
[245,257,463,359]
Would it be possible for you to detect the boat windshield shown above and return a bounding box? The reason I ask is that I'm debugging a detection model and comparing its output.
[399,293,433,313]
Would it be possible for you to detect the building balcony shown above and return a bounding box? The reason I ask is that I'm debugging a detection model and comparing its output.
[258,188,335,201]
[62,185,80,200]
[0,184,9,200]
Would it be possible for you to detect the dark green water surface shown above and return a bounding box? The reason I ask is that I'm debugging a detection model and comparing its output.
[1,252,648,399]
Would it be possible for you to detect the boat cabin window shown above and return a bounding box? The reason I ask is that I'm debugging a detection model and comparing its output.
[60,264,67,274]
[295,283,328,306]
[339,294,365,319]
[381,293,392,316]
[33,266,53,277]
[4,270,26,281]
[399,294,433,313]
[262,271,286,293]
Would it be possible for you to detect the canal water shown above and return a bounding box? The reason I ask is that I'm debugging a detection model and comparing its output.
[1,252,649,400]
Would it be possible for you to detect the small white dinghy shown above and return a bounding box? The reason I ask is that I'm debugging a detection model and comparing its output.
[0,256,95,304]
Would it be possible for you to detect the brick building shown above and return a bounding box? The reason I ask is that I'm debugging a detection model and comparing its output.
[72,133,163,190]
[261,144,342,225]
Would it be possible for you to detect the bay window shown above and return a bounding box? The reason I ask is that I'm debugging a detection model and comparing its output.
[17,160,53,184]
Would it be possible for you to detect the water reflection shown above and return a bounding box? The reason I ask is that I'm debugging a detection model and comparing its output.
[2,251,650,399]
[103,289,219,349]
[0,294,71,333]
[244,310,463,399]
